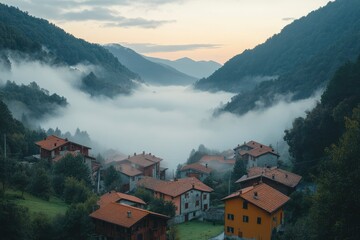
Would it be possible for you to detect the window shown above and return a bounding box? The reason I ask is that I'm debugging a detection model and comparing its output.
[204,204,208,210]
[196,200,199,206]
[193,212,196,217]
[243,215,249,223]
[226,226,234,233]
[185,203,189,209]
[257,217,262,224]
[185,193,189,198]
[242,200,248,209]
[227,214,234,220]
[203,194,207,200]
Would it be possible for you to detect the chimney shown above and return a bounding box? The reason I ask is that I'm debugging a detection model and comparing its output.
[149,153,151,156]
[127,211,132,218]
[260,145,263,148]
[253,191,258,199]
[205,164,208,168]
[272,174,275,179]
[134,153,136,156]
[54,143,57,146]
[65,138,68,141]
[128,155,130,159]
[285,174,288,178]
[192,183,195,189]
[143,151,145,155]
[174,177,178,181]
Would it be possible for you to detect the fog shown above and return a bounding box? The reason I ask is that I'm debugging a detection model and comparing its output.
[2,59,320,170]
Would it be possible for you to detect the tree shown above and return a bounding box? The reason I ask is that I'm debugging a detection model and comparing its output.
[148,198,176,217]
[310,107,360,240]
[53,154,91,195]
[29,166,51,200]
[232,159,246,190]
[103,165,122,192]
[12,165,28,197]
[63,177,92,204]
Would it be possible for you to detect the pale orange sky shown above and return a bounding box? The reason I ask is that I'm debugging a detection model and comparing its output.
[4,0,332,63]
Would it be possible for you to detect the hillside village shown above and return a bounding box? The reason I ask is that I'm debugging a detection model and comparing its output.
[31,135,302,240]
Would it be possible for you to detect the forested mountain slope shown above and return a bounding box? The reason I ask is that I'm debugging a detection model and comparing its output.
[0,4,140,97]
[105,44,197,86]
[195,0,360,115]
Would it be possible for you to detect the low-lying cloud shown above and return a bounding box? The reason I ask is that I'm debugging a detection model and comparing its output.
[3,59,320,170]
[120,43,221,53]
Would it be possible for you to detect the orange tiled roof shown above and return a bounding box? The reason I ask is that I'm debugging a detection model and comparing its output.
[236,167,302,188]
[236,141,279,158]
[123,153,162,168]
[35,135,68,151]
[180,163,213,174]
[138,176,213,197]
[116,163,143,177]
[98,191,146,207]
[90,202,169,228]
[35,135,91,151]
[222,183,290,213]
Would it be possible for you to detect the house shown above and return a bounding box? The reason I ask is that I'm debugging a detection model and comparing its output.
[120,152,166,179]
[35,135,100,190]
[115,163,144,192]
[98,191,146,209]
[179,163,213,181]
[90,202,169,240]
[222,183,290,240]
[35,135,91,160]
[234,141,279,169]
[235,167,302,195]
[199,155,235,172]
[137,176,213,223]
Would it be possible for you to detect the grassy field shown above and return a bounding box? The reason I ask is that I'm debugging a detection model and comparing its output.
[176,220,223,240]
[5,189,68,218]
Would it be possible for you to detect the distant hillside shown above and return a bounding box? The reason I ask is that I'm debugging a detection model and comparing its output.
[146,56,222,79]
[195,0,360,115]
[0,3,140,97]
[105,44,197,86]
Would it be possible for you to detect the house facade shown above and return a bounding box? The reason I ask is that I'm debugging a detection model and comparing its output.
[179,163,213,181]
[234,141,279,169]
[115,163,144,192]
[90,202,168,240]
[119,152,166,179]
[137,177,213,223]
[223,183,289,240]
[235,167,302,195]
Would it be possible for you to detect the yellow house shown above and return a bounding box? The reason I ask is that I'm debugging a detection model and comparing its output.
[222,183,290,240]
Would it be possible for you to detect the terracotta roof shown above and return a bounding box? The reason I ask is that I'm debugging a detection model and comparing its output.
[235,167,302,188]
[123,153,162,168]
[235,140,279,158]
[180,163,213,174]
[138,177,213,197]
[90,202,169,228]
[222,183,290,213]
[98,191,146,207]
[35,135,91,151]
[35,135,68,151]
[116,163,143,177]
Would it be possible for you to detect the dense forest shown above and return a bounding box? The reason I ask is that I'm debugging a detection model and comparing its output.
[0,3,140,97]
[277,56,360,239]
[195,0,360,115]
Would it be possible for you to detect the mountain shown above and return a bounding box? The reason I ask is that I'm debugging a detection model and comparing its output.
[195,0,360,115]
[146,56,222,79]
[0,3,140,97]
[104,44,197,86]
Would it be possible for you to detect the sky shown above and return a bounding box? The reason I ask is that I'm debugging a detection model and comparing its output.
[2,0,332,63]
[1,58,320,170]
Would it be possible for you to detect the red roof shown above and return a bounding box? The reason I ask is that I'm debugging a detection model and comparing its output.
[236,141,279,158]
[98,191,146,207]
[138,177,213,197]
[35,135,91,151]
[116,163,143,177]
[122,153,162,168]
[35,135,68,151]
[222,183,290,213]
[90,202,169,228]
[236,167,302,188]
[180,163,213,174]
